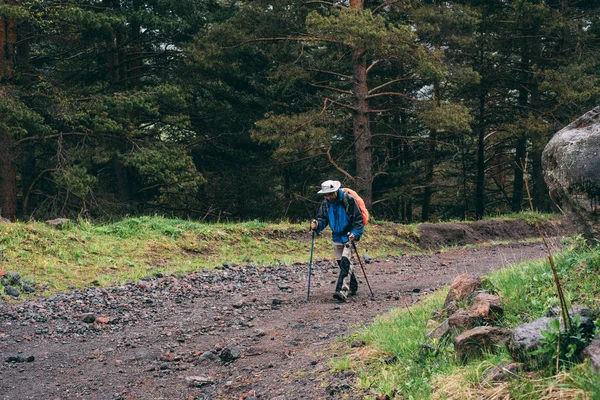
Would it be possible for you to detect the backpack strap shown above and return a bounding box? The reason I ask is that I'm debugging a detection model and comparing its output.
[342,191,353,216]
[324,191,352,216]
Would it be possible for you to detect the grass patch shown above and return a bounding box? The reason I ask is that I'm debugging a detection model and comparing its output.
[333,238,600,399]
[482,211,559,225]
[0,213,568,300]
[0,217,321,295]
[0,216,422,296]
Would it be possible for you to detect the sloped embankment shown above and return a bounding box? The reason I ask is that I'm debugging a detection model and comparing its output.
[415,218,573,250]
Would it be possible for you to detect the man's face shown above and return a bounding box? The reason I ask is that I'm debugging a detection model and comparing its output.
[324,192,337,202]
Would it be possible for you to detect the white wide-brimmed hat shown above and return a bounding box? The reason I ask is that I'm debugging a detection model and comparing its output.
[317,180,341,194]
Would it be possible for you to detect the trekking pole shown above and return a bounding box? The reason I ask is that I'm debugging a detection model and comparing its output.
[307,230,315,300]
[351,241,374,298]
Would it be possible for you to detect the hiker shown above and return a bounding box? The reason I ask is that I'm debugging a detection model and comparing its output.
[310,180,364,301]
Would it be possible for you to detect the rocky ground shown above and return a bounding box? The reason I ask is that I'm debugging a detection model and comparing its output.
[0,221,570,400]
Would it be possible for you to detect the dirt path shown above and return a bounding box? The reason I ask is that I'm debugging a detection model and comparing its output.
[0,240,562,400]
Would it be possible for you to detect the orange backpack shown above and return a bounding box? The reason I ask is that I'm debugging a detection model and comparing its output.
[341,188,369,226]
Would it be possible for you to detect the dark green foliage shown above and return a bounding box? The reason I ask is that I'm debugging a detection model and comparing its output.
[1,0,599,222]
[535,316,600,371]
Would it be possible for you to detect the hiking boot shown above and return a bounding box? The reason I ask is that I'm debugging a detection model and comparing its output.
[333,291,347,302]
[349,290,357,297]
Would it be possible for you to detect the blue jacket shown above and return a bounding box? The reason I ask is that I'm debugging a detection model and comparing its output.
[315,189,364,243]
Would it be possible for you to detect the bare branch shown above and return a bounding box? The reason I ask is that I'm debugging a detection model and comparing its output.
[366,59,381,74]
[368,108,395,113]
[308,82,353,95]
[303,0,345,9]
[484,130,500,141]
[15,132,90,145]
[368,78,412,94]
[306,68,352,80]
[372,171,388,181]
[23,169,57,216]
[373,0,405,14]
[326,97,357,111]
[229,36,344,49]
[366,91,418,101]
[327,148,355,184]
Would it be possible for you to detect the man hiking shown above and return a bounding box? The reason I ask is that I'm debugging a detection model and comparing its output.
[310,180,364,301]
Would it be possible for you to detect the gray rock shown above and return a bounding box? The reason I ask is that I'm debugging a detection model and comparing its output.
[5,285,20,298]
[185,375,214,388]
[542,106,600,241]
[581,334,600,374]
[454,326,509,363]
[6,271,21,285]
[426,318,449,341]
[483,361,523,382]
[219,345,241,363]
[45,218,71,229]
[22,284,36,294]
[198,351,216,362]
[546,305,597,320]
[506,317,554,367]
[81,313,96,323]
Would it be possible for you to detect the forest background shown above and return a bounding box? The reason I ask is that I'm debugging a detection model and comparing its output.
[1,0,599,224]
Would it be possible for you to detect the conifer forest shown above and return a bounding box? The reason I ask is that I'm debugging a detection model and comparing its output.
[1,0,599,223]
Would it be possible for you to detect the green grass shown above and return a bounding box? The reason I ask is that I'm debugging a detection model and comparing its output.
[333,237,600,399]
[481,211,559,225]
[0,213,567,298]
[0,216,425,296]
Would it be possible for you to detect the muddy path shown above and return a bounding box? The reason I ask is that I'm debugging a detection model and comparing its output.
[0,239,564,400]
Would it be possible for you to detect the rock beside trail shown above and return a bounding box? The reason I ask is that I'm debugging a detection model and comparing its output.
[454,326,510,363]
[581,334,600,373]
[542,106,600,241]
[507,307,598,369]
[45,218,71,228]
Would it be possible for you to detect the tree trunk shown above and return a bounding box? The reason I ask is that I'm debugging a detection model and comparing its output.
[530,147,548,211]
[528,33,549,211]
[421,130,436,222]
[113,155,132,203]
[21,143,37,217]
[512,25,532,212]
[511,134,527,211]
[461,141,469,219]
[129,0,143,88]
[0,5,18,220]
[422,78,441,221]
[0,3,17,76]
[104,0,119,84]
[347,0,372,208]
[0,129,18,220]
[475,89,486,219]
[351,48,372,208]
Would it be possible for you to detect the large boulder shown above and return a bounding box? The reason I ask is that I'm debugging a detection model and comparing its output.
[542,106,600,241]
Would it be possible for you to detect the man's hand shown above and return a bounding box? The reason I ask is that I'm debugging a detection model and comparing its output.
[348,233,355,242]
[310,220,318,231]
